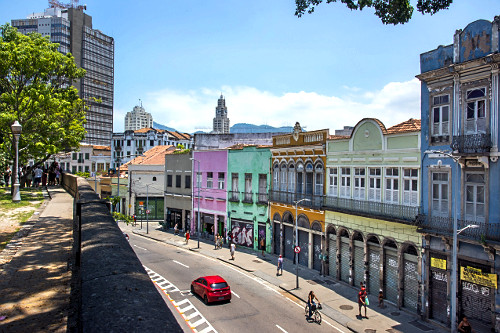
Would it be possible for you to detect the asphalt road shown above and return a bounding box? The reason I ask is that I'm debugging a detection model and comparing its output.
[128,233,347,333]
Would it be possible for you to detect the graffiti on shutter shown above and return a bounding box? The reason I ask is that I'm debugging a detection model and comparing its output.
[461,280,492,325]
[329,234,337,278]
[298,230,309,267]
[284,225,294,261]
[354,240,365,287]
[403,253,418,312]
[384,249,398,304]
[340,237,350,283]
[274,223,281,255]
[430,268,448,324]
[313,234,322,271]
[368,244,381,295]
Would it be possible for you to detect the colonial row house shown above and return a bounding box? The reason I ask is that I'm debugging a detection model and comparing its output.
[416,16,500,332]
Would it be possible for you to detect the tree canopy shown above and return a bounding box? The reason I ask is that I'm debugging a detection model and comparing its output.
[295,0,453,25]
[0,24,87,171]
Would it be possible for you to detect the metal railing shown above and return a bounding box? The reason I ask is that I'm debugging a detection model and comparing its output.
[417,214,500,242]
[451,133,491,154]
[228,190,240,202]
[323,196,419,224]
[242,191,253,204]
[257,192,268,204]
[269,191,323,209]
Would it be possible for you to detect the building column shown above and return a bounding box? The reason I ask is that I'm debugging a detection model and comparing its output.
[453,73,460,137]
[491,64,499,152]
[308,232,313,269]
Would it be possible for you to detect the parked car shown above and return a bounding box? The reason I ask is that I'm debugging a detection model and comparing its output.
[191,275,231,304]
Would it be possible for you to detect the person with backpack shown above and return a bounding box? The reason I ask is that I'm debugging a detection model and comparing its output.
[358,285,368,318]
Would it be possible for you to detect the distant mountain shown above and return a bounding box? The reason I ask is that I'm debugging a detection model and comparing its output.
[153,121,178,132]
[153,121,293,135]
[230,123,293,134]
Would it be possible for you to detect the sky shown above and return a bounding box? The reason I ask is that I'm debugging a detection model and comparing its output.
[1,0,499,134]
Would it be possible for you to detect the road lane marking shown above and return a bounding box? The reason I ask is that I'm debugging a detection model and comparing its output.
[173,260,189,268]
[143,266,217,333]
[276,324,288,333]
[231,290,240,298]
[133,244,147,251]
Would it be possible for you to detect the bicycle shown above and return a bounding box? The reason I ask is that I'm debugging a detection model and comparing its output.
[304,302,322,324]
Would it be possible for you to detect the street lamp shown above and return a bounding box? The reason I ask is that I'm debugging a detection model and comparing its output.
[11,121,22,202]
[190,157,201,249]
[294,198,310,289]
[424,149,477,331]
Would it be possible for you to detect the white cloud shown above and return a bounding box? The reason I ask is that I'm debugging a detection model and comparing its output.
[113,78,421,134]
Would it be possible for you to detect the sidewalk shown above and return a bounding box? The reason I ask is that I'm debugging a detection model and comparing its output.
[0,187,74,333]
[122,222,449,333]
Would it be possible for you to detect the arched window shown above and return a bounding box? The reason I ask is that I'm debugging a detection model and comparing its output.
[315,163,324,195]
[153,176,157,181]
[305,163,314,195]
[273,163,279,191]
[288,164,295,193]
[280,163,287,192]
[296,163,304,194]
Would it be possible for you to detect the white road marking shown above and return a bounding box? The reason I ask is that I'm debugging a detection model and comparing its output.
[173,260,189,268]
[143,266,217,333]
[276,324,288,333]
[231,290,240,298]
[133,244,147,251]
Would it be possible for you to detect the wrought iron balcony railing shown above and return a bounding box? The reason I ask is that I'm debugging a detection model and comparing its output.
[451,133,491,154]
[228,190,240,202]
[269,191,323,209]
[417,214,500,243]
[323,196,420,224]
[257,192,268,205]
[242,191,253,204]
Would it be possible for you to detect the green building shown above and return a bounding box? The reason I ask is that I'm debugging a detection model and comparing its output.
[227,145,271,253]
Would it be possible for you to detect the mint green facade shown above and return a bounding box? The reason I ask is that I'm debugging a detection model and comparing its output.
[227,146,271,253]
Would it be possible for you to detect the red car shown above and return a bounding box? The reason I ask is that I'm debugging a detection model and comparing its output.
[191,275,231,304]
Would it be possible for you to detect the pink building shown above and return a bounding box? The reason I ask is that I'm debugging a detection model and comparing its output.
[191,150,228,240]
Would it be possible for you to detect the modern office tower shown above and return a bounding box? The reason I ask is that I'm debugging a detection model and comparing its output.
[125,105,153,131]
[12,4,114,146]
[212,95,230,134]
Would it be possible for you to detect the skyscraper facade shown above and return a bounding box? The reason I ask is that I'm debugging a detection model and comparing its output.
[125,105,153,131]
[212,95,230,134]
[12,5,114,146]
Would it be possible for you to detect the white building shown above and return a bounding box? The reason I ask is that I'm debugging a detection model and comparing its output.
[125,105,153,131]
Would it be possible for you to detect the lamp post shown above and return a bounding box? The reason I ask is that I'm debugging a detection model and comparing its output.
[190,157,201,249]
[424,150,478,331]
[11,121,22,202]
[294,198,310,289]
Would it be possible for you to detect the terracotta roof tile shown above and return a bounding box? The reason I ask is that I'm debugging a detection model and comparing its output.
[328,135,350,140]
[121,145,176,169]
[386,118,421,134]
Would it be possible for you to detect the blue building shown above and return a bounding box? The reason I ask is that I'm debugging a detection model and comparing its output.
[417,17,500,332]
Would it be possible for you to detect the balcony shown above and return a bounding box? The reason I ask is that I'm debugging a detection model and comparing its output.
[417,214,500,243]
[323,196,419,224]
[228,191,240,202]
[451,133,491,155]
[242,192,253,204]
[269,191,323,209]
[257,192,268,205]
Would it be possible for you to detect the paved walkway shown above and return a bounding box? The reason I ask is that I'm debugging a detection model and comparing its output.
[121,222,449,333]
[0,187,74,333]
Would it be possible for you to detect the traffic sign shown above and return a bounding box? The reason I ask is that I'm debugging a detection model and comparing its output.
[146,210,150,214]
[294,246,301,253]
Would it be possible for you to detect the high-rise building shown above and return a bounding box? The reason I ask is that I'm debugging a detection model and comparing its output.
[12,4,114,146]
[125,105,153,131]
[212,95,230,134]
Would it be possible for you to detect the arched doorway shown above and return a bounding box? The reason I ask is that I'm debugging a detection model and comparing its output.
[311,222,322,271]
[327,225,337,278]
[367,235,381,296]
[297,215,309,267]
[273,213,281,255]
[339,229,350,284]
[384,239,399,304]
[353,231,365,288]
[403,244,419,312]
[283,212,294,261]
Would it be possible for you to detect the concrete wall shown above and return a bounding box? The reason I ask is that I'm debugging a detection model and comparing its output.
[62,173,182,332]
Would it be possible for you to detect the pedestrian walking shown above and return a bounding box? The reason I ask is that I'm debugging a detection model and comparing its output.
[185,230,190,244]
[358,285,368,318]
[276,255,283,276]
[4,166,11,187]
[260,237,265,257]
[174,223,179,235]
[230,242,236,260]
[33,166,42,188]
[133,215,137,226]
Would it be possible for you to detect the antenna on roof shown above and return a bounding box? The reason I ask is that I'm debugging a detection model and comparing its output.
[139,99,142,107]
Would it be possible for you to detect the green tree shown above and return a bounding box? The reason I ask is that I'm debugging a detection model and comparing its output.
[295,0,453,25]
[0,24,87,178]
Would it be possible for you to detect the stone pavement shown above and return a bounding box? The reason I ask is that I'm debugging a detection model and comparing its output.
[0,187,73,333]
[122,222,450,333]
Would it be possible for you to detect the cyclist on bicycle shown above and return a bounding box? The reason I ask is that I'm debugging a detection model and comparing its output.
[307,290,321,319]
